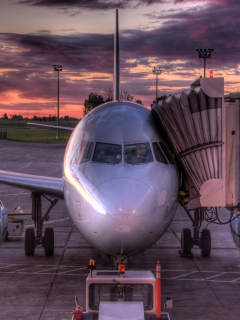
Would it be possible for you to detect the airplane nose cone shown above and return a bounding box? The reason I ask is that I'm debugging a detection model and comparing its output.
[90,177,166,256]
[92,177,155,217]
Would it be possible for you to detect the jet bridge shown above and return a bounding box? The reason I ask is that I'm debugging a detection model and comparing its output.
[152,77,240,211]
[152,77,240,256]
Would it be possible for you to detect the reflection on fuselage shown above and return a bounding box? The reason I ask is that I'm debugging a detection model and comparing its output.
[63,101,179,257]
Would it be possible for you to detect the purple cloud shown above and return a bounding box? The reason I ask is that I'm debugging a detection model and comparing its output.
[2,0,240,117]
[15,0,167,7]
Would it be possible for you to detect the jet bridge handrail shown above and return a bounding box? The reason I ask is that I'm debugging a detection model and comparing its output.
[180,141,223,157]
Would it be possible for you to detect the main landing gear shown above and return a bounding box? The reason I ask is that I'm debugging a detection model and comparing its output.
[25,192,58,257]
[179,208,211,257]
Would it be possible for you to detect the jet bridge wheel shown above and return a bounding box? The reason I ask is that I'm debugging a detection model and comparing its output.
[200,229,211,257]
[180,228,193,257]
[25,228,35,256]
[43,227,54,256]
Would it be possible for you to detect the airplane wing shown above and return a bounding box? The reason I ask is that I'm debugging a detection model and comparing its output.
[0,170,64,199]
[27,122,74,132]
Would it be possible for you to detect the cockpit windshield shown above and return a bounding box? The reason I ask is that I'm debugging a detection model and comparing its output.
[92,142,122,164]
[124,142,153,164]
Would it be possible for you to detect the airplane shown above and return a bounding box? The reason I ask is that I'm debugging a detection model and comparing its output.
[0,9,181,264]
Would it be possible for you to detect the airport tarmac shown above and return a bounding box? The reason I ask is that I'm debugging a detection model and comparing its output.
[1,140,240,320]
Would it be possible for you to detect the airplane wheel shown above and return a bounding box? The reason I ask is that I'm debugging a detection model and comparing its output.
[201,229,211,257]
[25,228,35,256]
[44,227,54,256]
[181,228,192,254]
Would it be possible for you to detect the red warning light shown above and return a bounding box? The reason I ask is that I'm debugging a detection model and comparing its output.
[118,263,125,275]
[210,70,213,78]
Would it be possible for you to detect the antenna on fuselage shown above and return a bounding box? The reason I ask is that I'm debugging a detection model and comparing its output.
[113,9,120,101]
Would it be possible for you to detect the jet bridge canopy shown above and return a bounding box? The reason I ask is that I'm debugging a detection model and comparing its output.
[152,77,240,210]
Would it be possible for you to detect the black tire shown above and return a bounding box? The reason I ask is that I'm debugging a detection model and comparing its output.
[25,228,35,256]
[181,228,192,254]
[201,229,211,257]
[44,227,54,256]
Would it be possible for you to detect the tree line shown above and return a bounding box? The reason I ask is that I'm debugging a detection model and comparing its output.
[83,88,142,115]
[1,113,78,121]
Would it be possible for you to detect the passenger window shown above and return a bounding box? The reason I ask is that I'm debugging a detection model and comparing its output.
[159,142,174,165]
[152,142,168,164]
[92,143,122,164]
[125,142,153,164]
[71,141,94,164]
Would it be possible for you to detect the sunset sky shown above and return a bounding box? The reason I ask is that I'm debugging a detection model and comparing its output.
[0,0,240,119]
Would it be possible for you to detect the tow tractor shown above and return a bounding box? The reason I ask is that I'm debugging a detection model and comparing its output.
[71,260,172,320]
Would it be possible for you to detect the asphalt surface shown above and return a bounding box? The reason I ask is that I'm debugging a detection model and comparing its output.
[0,140,240,320]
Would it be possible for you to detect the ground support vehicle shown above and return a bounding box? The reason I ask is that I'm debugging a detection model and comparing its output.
[0,200,32,242]
[71,261,172,320]
[7,210,32,237]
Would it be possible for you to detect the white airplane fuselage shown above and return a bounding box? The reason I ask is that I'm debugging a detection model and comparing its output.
[63,101,179,257]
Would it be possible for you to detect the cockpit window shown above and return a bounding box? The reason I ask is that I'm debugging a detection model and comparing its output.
[79,142,94,163]
[152,142,174,165]
[92,143,122,164]
[124,142,153,164]
[159,142,174,165]
[71,141,94,164]
[152,142,168,164]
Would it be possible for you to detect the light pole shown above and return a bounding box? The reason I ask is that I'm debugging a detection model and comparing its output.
[196,49,214,78]
[52,64,63,139]
[153,67,161,105]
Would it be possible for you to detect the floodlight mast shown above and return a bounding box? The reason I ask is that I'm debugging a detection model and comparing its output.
[196,49,214,78]
[153,67,161,105]
[52,64,63,139]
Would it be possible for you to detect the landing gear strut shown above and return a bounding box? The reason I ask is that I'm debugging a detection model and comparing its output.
[179,208,211,257]
[25,192,58,256]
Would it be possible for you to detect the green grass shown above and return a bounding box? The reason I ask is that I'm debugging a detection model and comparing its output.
[0,120,78,143]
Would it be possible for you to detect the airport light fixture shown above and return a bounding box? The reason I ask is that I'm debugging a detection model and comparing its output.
[52,64,63,139]
[153,66,161,105]
[196,49,214,78]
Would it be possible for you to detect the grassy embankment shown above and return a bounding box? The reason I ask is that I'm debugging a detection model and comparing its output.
[0,119,78,143]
